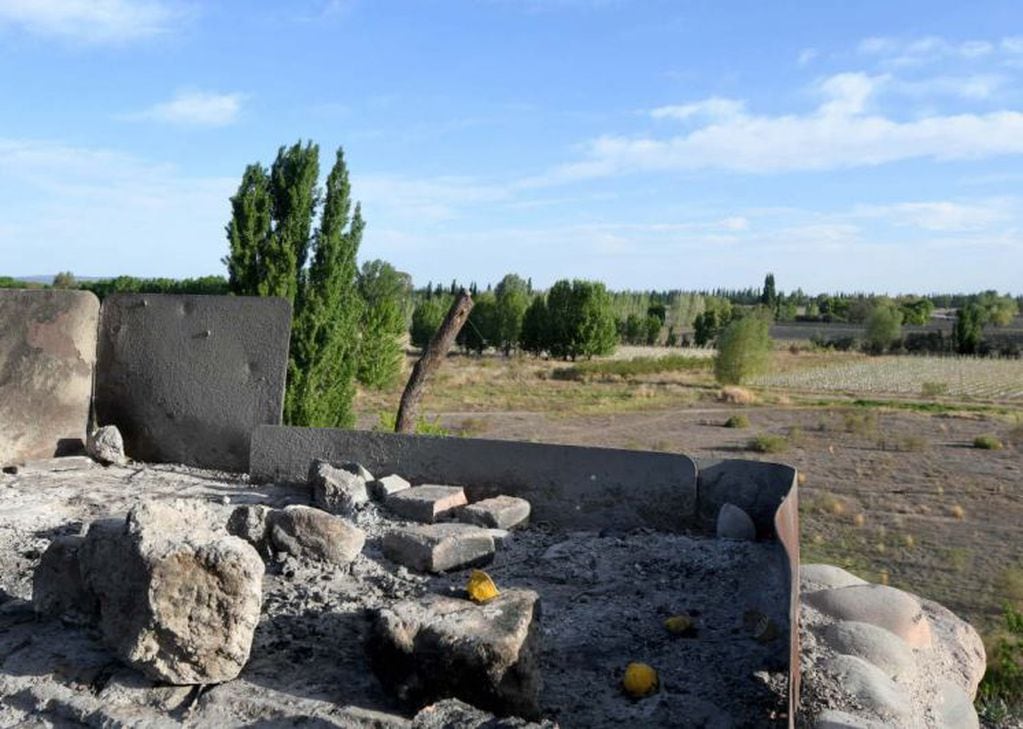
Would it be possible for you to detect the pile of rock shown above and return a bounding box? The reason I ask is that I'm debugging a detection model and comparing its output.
[800,563,986,729]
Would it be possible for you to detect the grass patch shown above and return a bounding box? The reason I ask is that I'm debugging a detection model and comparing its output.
[842,410,878,435]
[748,433,789,454]
[974,434,1005,450]
[724,414,750,429]
[978,604,1023,724]
[551,354,712,381]
[376,411,451,436]
[920,381,949,397]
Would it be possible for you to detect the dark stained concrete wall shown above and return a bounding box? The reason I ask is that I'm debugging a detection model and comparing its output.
[0,290,100,466]
[94,294,291,471]
[250,426,700,532]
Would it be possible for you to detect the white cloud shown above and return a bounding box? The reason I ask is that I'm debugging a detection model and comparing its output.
[650,97,745,122]
[123,91,245,127]
[0,0,177,43]
[534,73,1023,179]
[0,137,235,276]
[857,35,1003,67]
[797,48,818,66]
[853,200,1012,232]
[892,74,1005,100]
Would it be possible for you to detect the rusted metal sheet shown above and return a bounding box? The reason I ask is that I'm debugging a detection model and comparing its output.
[94,294,291,471]
[0,289,99,466]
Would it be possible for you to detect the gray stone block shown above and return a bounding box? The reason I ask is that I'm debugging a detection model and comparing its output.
[0,290,99,467]
[94,294,291,472]
[87,425,127,466]
[386,485,467,523]
[369,473,411,501]
[382,523,495,573]
[308,460,369,516]
[267,505,365,566]
[458,495,531,530]
[368,590,542,718]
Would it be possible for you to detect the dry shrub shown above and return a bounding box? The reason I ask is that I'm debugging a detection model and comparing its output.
[950,504,966,520]
[719,386,755,405]
[974,434,1004,450]
[852,513,866,527]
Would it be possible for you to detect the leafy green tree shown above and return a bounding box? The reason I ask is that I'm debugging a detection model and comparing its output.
[900,298,934,326]
[519,294,548,355]
[458,291,499,354]
[494,274,530,354]
[954,303,987,354]
[52,271,76,289]
[714,313,772,385]
[623,313,644,344]
[544,279,617,360]
[979,291,1019,327]
[410,295,452,349]
[760,273,777,307]
[643,315,661,345]
[225,142,364,427]
[357,260,410,389]
[864,303,903,354]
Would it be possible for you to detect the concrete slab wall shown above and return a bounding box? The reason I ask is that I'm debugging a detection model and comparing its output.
[94,294,291,471]
[0,290,100,466]
[250,426,700,532]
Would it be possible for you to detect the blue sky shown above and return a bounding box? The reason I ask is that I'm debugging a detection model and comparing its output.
[1,0,1021,294]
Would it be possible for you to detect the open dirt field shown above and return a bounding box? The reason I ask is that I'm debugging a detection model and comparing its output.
[357,351,1023,640]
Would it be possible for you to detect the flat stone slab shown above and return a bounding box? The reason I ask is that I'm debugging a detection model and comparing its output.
[458,495,531,530]
[0,290,99,467]
[386,485,467,523]
[801,563,869,593]
[368,589,542,718]
[94,293,291,472]
[369,473,411,501]
[805,584,932,648]
[2,455,96,475]
[382,523,495,573]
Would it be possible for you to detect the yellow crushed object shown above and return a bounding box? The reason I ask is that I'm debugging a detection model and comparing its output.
[664,614,694,635]
[466,569,499,603]
[622,662,659,698]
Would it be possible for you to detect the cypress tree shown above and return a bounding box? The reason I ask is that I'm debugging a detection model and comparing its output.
[223,164,272,295]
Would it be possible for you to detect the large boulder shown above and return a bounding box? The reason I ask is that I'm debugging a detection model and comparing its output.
[367,589,542,719]
[86,425,128,466]
[74,499,265,684]
[32,535,97,625]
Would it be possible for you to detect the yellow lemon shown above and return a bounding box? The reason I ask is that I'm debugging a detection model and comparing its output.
[622,662,658,698]
[664,614,694,635]
[466,570,499,603]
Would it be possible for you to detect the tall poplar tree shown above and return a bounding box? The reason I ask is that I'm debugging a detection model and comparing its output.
[225,142,365,427]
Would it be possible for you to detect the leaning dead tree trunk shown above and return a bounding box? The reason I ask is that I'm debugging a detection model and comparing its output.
[395,291,474,434]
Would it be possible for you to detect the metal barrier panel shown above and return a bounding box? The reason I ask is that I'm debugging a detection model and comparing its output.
[0,289,99,466]
[250,426,700,532]
[94,294,291,471]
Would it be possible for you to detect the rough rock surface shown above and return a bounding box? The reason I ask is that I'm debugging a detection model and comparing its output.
[309,459,369,516]
[458,495,531,530]
[227,504,273,556]
[799,563,986,729]
[73,499,265,684]
[87,425,128,466]
[368,589,543,719]
[386,485,468,523]
[32,534,96,625]
[383,523,496,573]
[268,504,365,566]
[411,698,558,728]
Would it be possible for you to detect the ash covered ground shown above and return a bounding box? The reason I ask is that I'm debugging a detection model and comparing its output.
[0,460,789,728]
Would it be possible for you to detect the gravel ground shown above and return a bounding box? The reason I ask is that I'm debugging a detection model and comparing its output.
[0,460,790,728]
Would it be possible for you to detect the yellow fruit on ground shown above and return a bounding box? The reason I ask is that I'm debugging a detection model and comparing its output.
[664,614,694,635]
[622,662,658,698]
[466,569,499,603]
